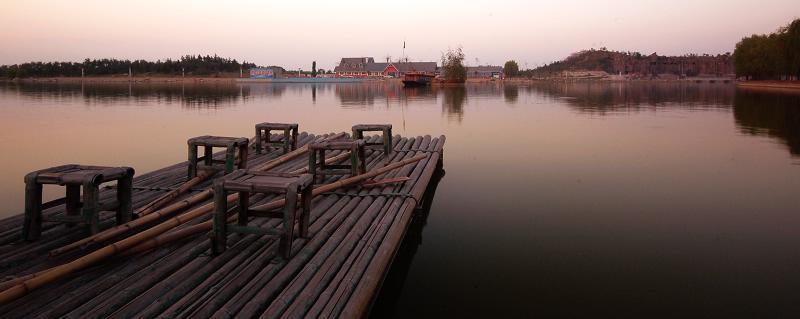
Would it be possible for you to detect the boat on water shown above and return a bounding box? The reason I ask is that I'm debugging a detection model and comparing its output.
[402,72,434,87]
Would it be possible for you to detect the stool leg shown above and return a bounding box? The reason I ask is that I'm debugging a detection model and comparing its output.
[211,185,228,255]
[224,145,235,174]
[300,185,312,238]
[117,175,133,224]
[65,184,81,227]
[204,146,214,166]
[188,143,197,179]
[266,129,273,153]
[238,191,249,226]
[283,129,290,154]
[358,145,367,174]
[291,127,298,150]
[318,149,326,183]
[350,148,359,176]
[23,182,43,241]
[255,127,263,154]
[280,190,298,259]
[238,143,249,169]
[83,184,100,234]
[385,128,393,157]
[309,150,318,184]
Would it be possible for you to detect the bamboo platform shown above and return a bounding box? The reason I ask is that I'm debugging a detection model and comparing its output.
[0,132,445,318]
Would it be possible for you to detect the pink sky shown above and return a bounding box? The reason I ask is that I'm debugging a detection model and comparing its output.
[0,0,797,70]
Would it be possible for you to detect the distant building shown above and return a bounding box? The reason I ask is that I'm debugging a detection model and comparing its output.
[334,57,437,78]
[466,66,504,78]
[249,67,284,79]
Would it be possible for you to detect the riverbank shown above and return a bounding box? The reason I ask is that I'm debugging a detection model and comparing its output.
[502,77,735,84]
[2,76,392,84]
[736,80,800,91]
[2,76,242,83]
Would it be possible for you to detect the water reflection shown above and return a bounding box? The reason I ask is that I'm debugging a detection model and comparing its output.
[528,81,736,114]
[439,86,466,122]
[2,80,800,317]
[370,164,445,318]
[1,81,252,108]
[3,81,799,157]
[504,85,519,103]
[734,89,800,156]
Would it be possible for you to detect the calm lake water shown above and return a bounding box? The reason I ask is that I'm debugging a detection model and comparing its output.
[1,80,799,317]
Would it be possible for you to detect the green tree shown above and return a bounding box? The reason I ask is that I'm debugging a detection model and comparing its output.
[311,61,317,77]
[734,18,799,80]
[504,60,519,77]
[5,67,17,79]
[441,47,466,82]
[785,19,800,79]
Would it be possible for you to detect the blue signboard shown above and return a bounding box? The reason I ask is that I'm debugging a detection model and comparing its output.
[250,68,275,79]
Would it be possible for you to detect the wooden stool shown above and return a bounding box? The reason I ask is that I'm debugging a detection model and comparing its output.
[22,164,135,240]
[255,122,299,154]
[211,170,313,259]
[308,139,367,184]
[187,135,249,179]
[352,124,393,158]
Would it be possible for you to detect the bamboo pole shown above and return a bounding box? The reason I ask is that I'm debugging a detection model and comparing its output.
[267,137,428,318]
[48,133,346,257]
[125,149,353,255]
[272,136,423,318]
[0,154,427,304]
[231,137,419,318]
[339,136,445,318]
[319,138,440,318]
[135,171,213,217]
[251,154,426,213]
[124,193,345,318]
[135,132,257,217]
[132,137,404,318]
[165,137,399,318]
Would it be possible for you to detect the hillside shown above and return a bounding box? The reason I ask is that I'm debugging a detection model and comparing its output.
[529,49,734,78]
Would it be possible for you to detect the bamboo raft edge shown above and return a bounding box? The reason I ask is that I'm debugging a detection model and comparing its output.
[0,132,446,319]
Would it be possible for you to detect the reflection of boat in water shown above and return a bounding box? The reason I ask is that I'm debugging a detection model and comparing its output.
[402,72,434,87]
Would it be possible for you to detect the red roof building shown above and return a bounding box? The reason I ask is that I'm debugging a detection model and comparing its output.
[334,57,437,78]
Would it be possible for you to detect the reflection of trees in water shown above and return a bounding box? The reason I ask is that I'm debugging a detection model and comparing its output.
[504,85,519,103]
[439,86,466,122]
[335,82,403,107]
[335,82,442,108]
[529,82,735,114]
[335,83,382,107]
[734,89,800,156]
[1,81,254,108]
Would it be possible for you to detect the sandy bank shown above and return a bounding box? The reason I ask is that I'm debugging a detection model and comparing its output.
[737,81,800,91]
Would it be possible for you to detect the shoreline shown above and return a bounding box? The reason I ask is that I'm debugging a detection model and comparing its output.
[736,80,800,91]
[2,76,242,83]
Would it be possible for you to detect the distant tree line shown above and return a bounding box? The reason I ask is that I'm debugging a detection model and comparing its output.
[734,19,800,80]
[0,55,257,78]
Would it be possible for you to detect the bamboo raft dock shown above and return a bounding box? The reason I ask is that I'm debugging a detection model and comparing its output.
[0,130,445,318]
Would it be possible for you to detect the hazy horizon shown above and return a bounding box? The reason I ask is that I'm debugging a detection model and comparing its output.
[1,0,798,70]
